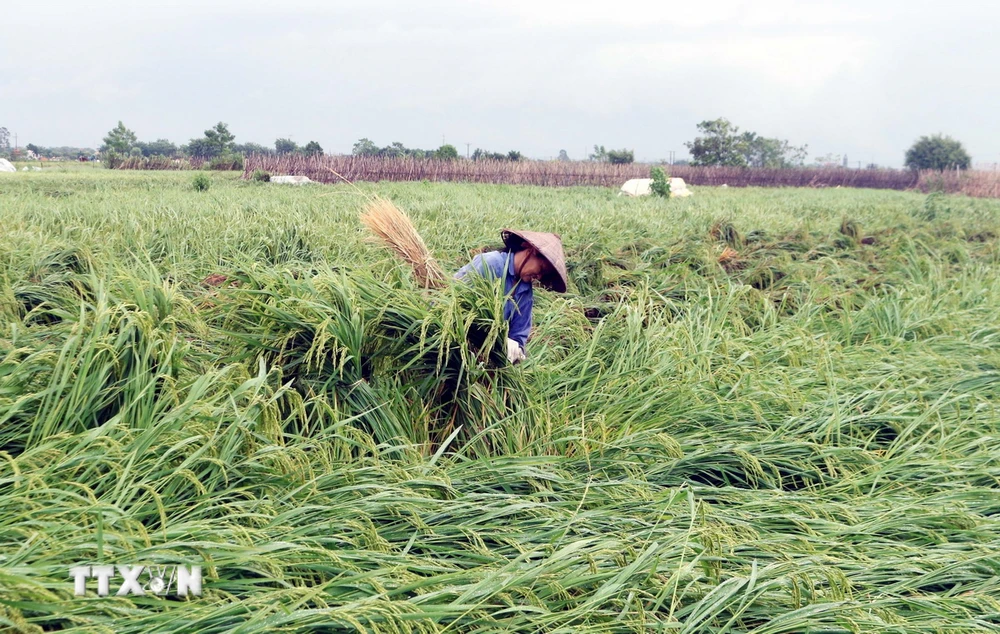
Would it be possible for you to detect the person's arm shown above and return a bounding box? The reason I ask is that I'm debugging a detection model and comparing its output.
[507,291,532,352]
[454,253,487,280]
[455,253,503,280]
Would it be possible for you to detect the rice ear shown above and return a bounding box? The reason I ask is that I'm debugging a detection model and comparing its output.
[360,196,446,289]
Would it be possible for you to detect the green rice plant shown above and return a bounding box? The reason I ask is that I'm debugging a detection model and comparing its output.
[1,171,1000,632]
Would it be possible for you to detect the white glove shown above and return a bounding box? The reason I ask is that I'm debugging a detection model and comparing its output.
[506,338,526,364]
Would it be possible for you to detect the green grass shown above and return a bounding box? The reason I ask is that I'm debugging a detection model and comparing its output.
[1,170,1000,632]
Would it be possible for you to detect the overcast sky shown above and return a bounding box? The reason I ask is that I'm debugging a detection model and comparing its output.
[3,0,998,167]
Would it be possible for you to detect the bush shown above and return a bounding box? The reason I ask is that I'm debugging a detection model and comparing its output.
[251,169,271,183]
[102,150,124,169]
[192,173,211,192]
[650,167,671,197]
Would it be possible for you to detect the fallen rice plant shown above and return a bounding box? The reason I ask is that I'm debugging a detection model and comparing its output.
[1,172,1000,631]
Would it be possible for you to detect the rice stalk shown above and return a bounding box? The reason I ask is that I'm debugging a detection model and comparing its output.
[360,196,446,289]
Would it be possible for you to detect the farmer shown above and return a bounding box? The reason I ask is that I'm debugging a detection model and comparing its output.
[455,229,568,364]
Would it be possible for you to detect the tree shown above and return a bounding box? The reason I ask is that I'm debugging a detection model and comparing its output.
[379,141,406,158]
[26,143,41,156]
[204,122,235,155]
[186,122,235,158]
[0,127,9,153]
[101,121,137,154]
[589,145,608,162]
[352,138,379,156]
[607,148,634,164]
[302,141,323,156]
[557,149,570,162]
[472,148,522,161]
[183,139,212,158]
[904,134,971,170]
[137,139,178,157]
[739,133,807,168]
[275,138,298,155]
[685,119,748,167]
[434,144,459,161]
[686,118,806,168]
[234,142,273,156]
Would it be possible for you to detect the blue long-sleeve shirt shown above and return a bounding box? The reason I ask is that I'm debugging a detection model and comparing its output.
[454,250,533,350]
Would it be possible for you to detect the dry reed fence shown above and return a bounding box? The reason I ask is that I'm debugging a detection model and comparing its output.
[115,156,206,170]
[915,167,1000,198]
[237,154,992,198]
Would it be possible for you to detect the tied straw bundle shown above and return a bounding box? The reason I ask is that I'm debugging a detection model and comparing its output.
[360,196,447,289]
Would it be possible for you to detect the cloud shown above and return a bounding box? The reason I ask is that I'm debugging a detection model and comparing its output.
[1,0,997,165]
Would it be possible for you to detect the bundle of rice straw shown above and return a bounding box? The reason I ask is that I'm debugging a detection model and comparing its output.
[360,196,446,289]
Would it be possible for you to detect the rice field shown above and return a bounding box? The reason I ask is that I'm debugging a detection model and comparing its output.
[2,169,1000,633]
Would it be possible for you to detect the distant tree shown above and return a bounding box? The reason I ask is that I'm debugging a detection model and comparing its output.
[472,148,522,161]
[302,141,323,156]
[204,122,235,155]
[101,121,138,155]
[685,119,748,167]
[607,148,634,164]
[557,149,570,162]
[379,141,407,158]
[740,133,807,168]
[687,118,805,168]
[0,127,9,153]
[434,144,459,161]
[186,122,235,158]
[352,138,379,156]
[589,145,608,162]
[275,138,298,155]
[26,143,41,156]
[137,139,178,157]
[233,142,273,156]
[904,134,971,170]
[183,139,210,158]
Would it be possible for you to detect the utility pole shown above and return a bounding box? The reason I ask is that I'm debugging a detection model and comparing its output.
[465,143,470,159]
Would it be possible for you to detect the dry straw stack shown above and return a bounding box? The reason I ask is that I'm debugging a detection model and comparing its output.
[360,196,446,288]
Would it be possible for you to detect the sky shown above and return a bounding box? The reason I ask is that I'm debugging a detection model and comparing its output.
[2,0,998,167]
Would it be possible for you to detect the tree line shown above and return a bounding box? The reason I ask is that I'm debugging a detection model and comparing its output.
[98,121,324,161]
[3,119,974,171]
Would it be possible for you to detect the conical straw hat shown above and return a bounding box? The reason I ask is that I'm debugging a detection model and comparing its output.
[501,229,568,293]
